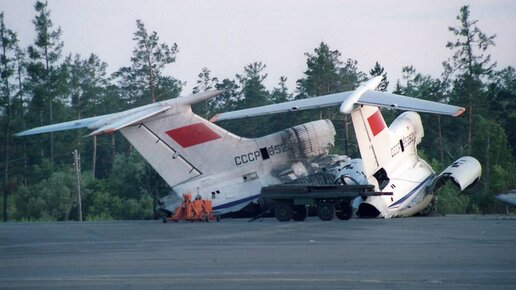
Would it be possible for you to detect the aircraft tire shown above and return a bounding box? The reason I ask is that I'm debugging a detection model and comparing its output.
[292,205,308,221]
[274,202,293,222]
[316,202,335,221]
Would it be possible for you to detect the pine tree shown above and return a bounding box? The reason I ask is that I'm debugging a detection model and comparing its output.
[269,76,292,103]
[0,12,20,222]
[237,62,269,109]
[192,67,218,118]
[234,62,270,137]
[26,0,64,164]
[130,19,179,103]
[488,66,516,155]
[297,43,367,155]
[296,42,342,98]
[64,53,109,177]
[369,61,389,91]
[445,5,496,154]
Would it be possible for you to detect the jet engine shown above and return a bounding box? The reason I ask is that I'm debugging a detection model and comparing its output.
[431,156,482,193]
[282,119,336,159]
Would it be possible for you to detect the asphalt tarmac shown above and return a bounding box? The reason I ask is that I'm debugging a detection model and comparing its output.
[1,215,515,290]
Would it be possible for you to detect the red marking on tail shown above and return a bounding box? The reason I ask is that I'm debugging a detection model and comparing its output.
[367,110,386,137]
[166,123,221,148]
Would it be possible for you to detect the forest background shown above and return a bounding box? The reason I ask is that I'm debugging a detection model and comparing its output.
[1,1,514,221]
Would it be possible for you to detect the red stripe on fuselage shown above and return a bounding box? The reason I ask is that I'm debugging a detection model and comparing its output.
[165,123,221,148]
[367,110,386,137]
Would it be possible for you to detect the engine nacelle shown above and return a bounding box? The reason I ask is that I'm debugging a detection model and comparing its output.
[433,156,482,192]
[282,119,336,159]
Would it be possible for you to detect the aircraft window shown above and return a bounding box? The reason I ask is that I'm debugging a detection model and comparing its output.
[216,190,220,194]
[399,139,405,152]
[260,147,270,160]
[243,172,259,182]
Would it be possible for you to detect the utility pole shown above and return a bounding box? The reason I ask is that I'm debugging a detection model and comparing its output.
[73,149,83,221]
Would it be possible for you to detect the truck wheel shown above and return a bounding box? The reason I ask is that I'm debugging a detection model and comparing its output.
[316,202,334,221]
[274,202,293,222]
[336,201,352,220]
[292,205,307,221]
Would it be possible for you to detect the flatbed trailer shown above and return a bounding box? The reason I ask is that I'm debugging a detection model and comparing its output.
[260,184,391,221]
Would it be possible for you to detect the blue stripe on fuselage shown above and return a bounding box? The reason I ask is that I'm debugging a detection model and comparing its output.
[388,175,433,208]
[212,194,261,211]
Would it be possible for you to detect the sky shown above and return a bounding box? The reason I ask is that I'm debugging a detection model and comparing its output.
[1,0,515,94]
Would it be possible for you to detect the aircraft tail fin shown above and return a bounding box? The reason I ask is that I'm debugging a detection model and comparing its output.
[16,90,245,187]
[350,105,394,183]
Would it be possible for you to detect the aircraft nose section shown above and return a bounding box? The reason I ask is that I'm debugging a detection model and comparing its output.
[356,203,381,218]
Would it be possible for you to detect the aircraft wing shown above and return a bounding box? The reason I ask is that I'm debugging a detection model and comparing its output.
[212,90,465,122]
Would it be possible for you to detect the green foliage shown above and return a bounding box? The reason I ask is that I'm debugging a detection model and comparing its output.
[472,116,514,197]
[12,171,74,221]
[109,152,146,198]
[446,5,496,78]
[436,183,472,214]
[489,66,516,155]
[369,61,389,91]
[25,0,66,164]
[111,19,182,107]
[297,42,343,97]
[192,67,219,118]
[84,191,119,221]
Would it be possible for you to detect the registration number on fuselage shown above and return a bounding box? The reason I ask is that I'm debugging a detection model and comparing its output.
[390,132,416,157]
[234,144,288,166]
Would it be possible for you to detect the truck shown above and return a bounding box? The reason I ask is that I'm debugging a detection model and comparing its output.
[259,184,391,221]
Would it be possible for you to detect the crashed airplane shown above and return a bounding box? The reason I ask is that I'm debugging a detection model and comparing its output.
[17,76,481,218]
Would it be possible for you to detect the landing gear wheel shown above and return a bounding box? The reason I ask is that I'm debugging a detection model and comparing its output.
[274,202,293,222]
[336,201,352,220]
[292,205,308,221]
[316,202,335,221]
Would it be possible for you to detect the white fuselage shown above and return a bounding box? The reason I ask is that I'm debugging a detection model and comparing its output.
[339,109,437,218]
[148,117,340,214]
[360,157,436,218]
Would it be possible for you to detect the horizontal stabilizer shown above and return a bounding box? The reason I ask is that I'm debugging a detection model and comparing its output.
[15,115,108,136]
[213,89,464,122]
[359,91,465,117]
[16,90,225,137]
[88,106,171,136]
[212,92,353,121]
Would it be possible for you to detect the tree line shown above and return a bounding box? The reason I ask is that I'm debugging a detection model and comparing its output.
[0,2,514,221]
